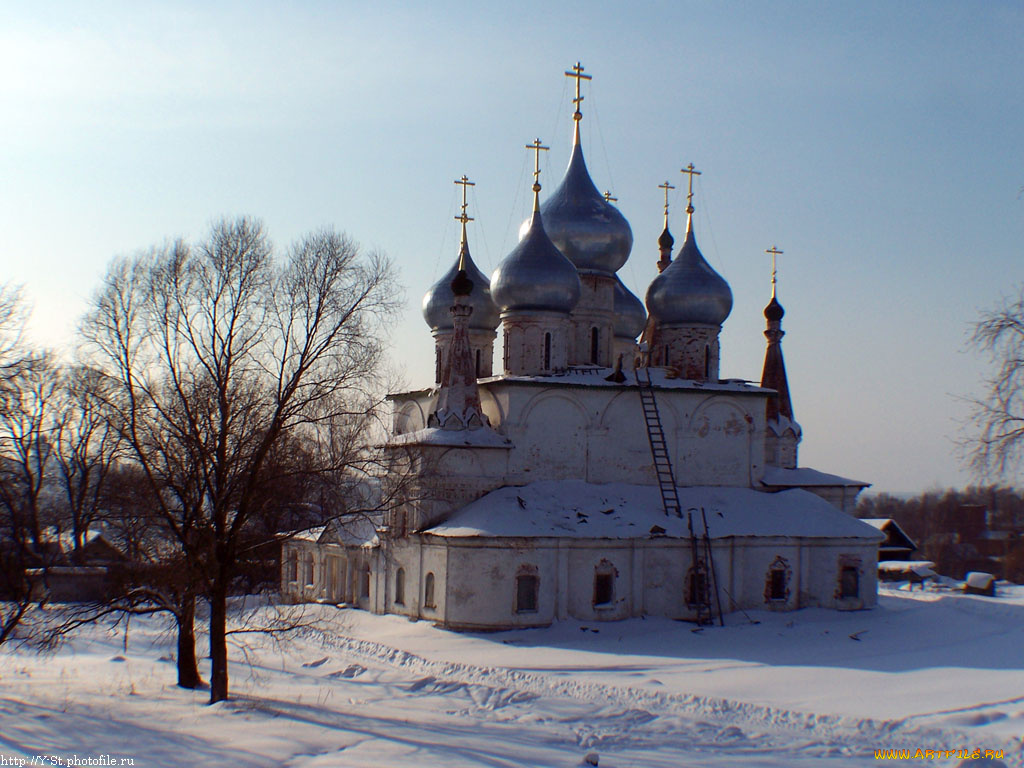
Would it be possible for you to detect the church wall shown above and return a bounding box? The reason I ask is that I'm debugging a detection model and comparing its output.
[565,543,634,621]
[438,538,558,630]
[806,542,878,610]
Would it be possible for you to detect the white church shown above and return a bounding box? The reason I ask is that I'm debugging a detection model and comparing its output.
[281,64,882,630]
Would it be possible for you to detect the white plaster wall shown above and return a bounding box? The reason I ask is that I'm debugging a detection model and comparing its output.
[394,381,767,492]
[441,539,558,630]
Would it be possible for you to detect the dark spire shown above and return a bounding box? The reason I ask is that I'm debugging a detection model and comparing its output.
[760,294,794,423]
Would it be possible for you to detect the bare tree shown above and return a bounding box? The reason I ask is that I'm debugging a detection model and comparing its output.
[0,287,52,645]
[52,365,124,557]
[82,217,398,702]
[968,289,1024,478]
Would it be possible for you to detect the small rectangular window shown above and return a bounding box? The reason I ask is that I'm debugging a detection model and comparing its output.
[516,574,538,613]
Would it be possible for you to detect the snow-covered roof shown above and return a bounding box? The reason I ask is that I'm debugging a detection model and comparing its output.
[426,480,885,541]
[388,426,513,449]
[761,466,870,488]
[966,571,996,589]
[878,560,936,576]
[390,368,772,402]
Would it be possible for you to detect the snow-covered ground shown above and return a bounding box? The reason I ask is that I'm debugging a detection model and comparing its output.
[1,585,1022,767]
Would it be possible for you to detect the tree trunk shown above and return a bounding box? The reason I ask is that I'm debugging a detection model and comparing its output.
[208,580,229,703]
[176,592,202,689]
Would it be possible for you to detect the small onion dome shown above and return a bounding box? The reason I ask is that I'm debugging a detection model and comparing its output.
[645,222,732,326]
[764,295,785,322]
[492,210,581,314]
[422,243,499,331]
[613,276,646,340]
[658,226,674,252]
[530,142,633,275]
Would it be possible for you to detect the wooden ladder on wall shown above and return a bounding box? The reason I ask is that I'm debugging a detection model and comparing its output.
[635,366,680,518]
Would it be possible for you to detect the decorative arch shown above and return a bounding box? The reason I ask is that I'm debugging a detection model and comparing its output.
[688,396,754,436]
[395,401,426,436]
[518,389,592,430]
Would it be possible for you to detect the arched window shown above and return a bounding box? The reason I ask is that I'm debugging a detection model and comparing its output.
[475,347,482,378]
[435,347,442,383]
[516,573,539,613]
[590,327,599,364]
[395,568,406,605]
[543,333,552,370]
[704,345,710,379]
[424,572,436,608]
[765,556,791,603]
[286,551,298,583]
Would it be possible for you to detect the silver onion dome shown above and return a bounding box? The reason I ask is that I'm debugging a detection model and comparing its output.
[422,242,500,332]
[492,210,581,314]
[529,141,633,275]
[613,276,646,339]
[646,222,732,326]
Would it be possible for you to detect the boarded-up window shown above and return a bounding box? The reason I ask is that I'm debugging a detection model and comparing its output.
[424,572,436,608]
[395,568,406,605]
[516,574,538,613]
[840,566,859,599]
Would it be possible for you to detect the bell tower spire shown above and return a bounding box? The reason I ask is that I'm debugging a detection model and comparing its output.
[759,245,801,467]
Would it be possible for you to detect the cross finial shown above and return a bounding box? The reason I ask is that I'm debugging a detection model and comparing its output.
[454,175,475,268]
[603,190,617,203]
[658,180,676,228]
[526,138,549,212]
[564,61,592,143]
[766,245,783,298]
[680,163,701,214]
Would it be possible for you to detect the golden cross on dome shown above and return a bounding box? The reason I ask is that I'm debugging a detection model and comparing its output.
[453,175,475,269]
[658,180,676,227]
[565,61,592,144]
[603,190,617,203]
[680,163,701,213]
[564,61,591,121]
[454,175,475,225]
[526,137,549,211]
[766,245,783,297]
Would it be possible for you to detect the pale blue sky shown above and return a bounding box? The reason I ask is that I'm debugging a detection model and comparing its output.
[2,1,1022,493]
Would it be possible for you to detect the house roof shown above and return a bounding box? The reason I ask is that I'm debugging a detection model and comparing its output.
[860,518,917,552]
[761,466,870,489]
[426,480,885,541]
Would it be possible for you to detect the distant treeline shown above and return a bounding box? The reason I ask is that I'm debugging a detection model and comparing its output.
[857,486,1024,582]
